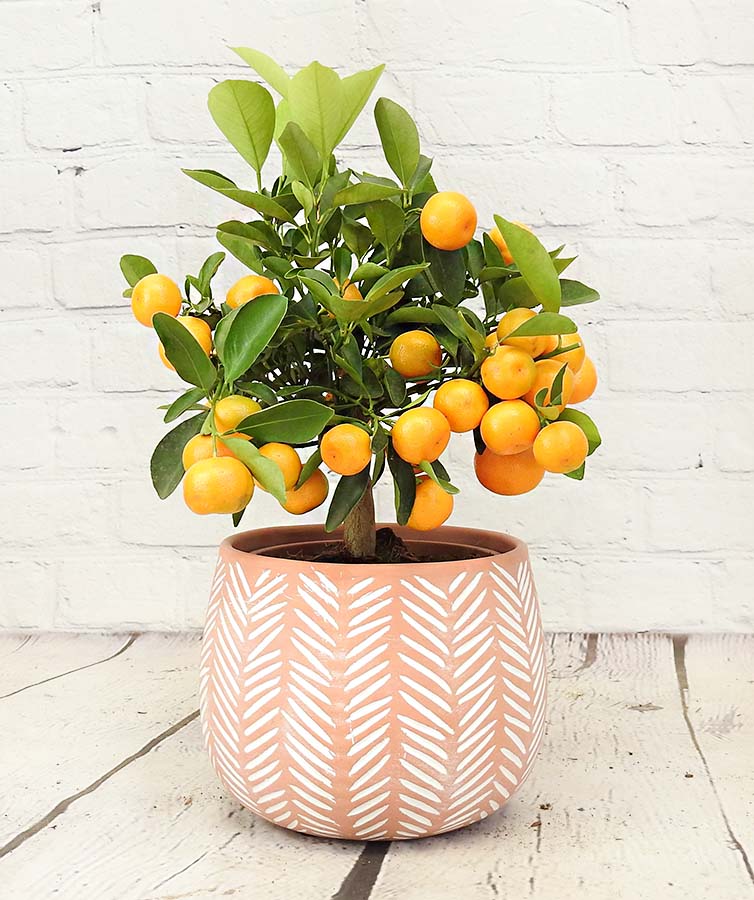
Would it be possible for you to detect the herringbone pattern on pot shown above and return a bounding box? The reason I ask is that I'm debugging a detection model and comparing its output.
[200,548,546,840]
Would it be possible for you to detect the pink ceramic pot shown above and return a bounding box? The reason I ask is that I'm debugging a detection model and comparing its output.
[199,524,546,840]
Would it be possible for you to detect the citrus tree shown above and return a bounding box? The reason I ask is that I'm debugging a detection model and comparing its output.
[121,49,601,560]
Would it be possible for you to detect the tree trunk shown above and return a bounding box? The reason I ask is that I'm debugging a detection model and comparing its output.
[342,482,376,559]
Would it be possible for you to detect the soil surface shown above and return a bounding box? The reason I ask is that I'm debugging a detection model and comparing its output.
[262,527,492,565]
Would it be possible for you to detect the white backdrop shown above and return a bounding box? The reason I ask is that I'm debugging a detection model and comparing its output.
[1,0,752,632]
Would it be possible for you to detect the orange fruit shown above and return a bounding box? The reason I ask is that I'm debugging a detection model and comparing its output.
[407,477,454,531]
[420,191,477,251]
[570,356,598,404]
[158,316,212,370]
[257,443,302,490]
[489,221,532,266]
[389,330,442,379]
[335,278,363,301]
[474,447,545,496]
[484,332,498,350]
[533,421,588,474]
[131,273,182,327]
[433,379,489,433]
[496,308,550,359]
[226,274,279,309]
[391,407,451,465]
[480,400,541,456]
[214,395,261,435]
[481,345,536,400]
[181,434,234,470]
[320,424,371,476]
[555,332,585,373]
[523,359,574,414]
[183,456,254,515]
[283,468,329,515]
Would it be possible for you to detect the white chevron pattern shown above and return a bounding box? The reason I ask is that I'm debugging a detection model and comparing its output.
[199,546,546,840]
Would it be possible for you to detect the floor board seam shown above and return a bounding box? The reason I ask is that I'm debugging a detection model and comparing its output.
[330,841,391,900]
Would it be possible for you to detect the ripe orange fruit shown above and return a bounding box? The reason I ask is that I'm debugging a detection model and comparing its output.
[481,345,536,400]
[420,191,477,251]
[480,400,541,456]
[283,467,329,515]
[389,330,442,379]
[474,447,545,496]
[258,443,302,490]
[524,359,574,414]
[181,434,234,470]
[183,456,254,515]
[131,273,182,327]
[489,221,532,266]
[496,308,550,359]
[158,316,212,370]
[570,356,598,404]
[214,395,261,434]
[391,407,451,465]
[407,477,454,531]
[320,424,371,476]
[335,278,363,301]
[484,332,498,350]
[226,274,279,309]
[555,332,586,373]
[533,421,588,474]
[433,379,489,433]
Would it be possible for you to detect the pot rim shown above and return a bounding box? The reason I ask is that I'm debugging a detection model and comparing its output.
[221,522,526,573]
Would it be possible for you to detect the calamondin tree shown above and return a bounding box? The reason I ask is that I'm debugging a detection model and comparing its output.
[121,49,601,561]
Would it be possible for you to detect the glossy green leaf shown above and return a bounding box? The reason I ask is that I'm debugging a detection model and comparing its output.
[387,443,416,527]
[232,47,290,97]
[236,399,334,443]
[208,80,275,174]
[333,181,402,206]
[120,254,156,287]
[222,437,286,504]
[295,449,322,489]
[221,293,288,383]
[182,169,293,221]
[564,462,585,480]
[152,313,217,393]
[352,262,389,281]
[197,252,225,295]
[325,466,370,532]
[365,200,404,258]
[558,408,602,456]
[384,367,406,406]
[341,217,373,259]
[493,216,561,312]
[364,263,429,303]
[374,97,420,187]
[288,61,344,157]
[278,121,321,187]
[335,64,384,146]
[560,279,601,307]
[163,387,206,424]
[424,243,466,305]
[385,307,442,326]
[150,413,205,499]
[507,311,577,337]
[419,460,460,495]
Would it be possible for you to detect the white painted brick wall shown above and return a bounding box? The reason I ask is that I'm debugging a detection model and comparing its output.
[1,0,753,633]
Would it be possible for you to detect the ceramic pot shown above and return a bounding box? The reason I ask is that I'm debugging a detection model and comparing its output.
[199,524,546,840]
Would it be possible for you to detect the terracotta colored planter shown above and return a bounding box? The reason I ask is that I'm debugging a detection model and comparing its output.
[199,524,546,840]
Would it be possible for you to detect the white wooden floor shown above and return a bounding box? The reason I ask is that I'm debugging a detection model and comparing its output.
[0,634,752,900]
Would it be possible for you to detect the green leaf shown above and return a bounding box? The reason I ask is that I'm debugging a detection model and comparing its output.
[163,387,206,424]
[341,217,373,259]
[152,313,217,393]
[232,47,290,97]
[222,437,286,504]
[419,460,460,495]
[208,80,275,175]
[564,462,585,480]
[374,97,420,187]
[549,363,569,408]
[150,413,205,499]
[333,247,352,286]
[507,311,577,337]
[424,242,466,305]
[234,380,278,406]
[385,307,442,327]
[288,61,344,157]
[364,263,429,303]
[236,399,334,443]
[278,121,321,188]
[291,180,315,217]
[295,449,322,489]
[560,279,601,307]
[197,252,225,294]
[352,262,388,281]
[365,200,404,258]
[182,169,293,221]
[120,254,156,287]
[496,276,538,308]
[325,467,370,532]
[334,181,402,206]
[221,293,288,383]
[387,443,416,527]
[335,64,384,146]
[493,216,561,312]
[558,409,602,456]
[384,367,406,406]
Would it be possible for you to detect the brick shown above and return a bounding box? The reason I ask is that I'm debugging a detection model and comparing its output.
[0,243,51,310]
[709,241,754,317]
[0,561,55,628]
[412,71,547,147]
[0,83,20,154]
[365,0,622,66]
[175,230,249,292]
[0,319,88,389]
[646,479,754,552]
[710,559,754,630]
[606,322,754,393]
[0,481,111,547]
[675,77,744,146]
[0,163,67,232]
[52,234,178,309]
[619,157,754,227]
[57,556,181,628]
[0,1,91,72]
[713,402,754,473]
[0,399,55,470]
[146,76,219,144]
[552,74,675,147]
[526,555,585,632]
[90,319,178,392]
[179,549,219,629]
[24,77,143,150]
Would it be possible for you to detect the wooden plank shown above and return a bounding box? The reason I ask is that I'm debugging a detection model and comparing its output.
[0,633,132,699]
[681,634,754,884]
[0,634,201,846]
[370,633,753,900]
